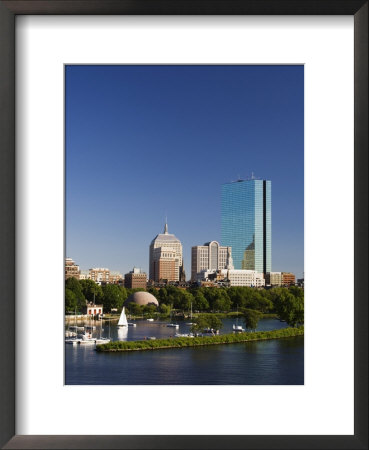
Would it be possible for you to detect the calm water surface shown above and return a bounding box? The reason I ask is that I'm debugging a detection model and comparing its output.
[65,318,304,385]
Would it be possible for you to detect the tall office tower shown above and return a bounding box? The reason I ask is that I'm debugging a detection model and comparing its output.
[221,177,271,273]
[149,222,183,282]
[191,241,234,282]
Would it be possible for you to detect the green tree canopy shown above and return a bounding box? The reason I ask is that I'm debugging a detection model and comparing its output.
[65,288,77,313]
[143,304,157,316]
[213,290,232,312]
[227,287,246,308]
[201,287,232,312]
[79,279,103,303]
[102,284,125,311]
[65,277,86,312]
[126,302,144,316]
[159,303,171,316]
[118,285,128,302]
[271,287,304,327]
[191,314,223,334]
[242,308,262,331]
[176,290,194,311]
[193,291,209,311]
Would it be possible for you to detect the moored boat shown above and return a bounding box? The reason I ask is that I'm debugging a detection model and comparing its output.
[202,328,219,335]
[95,337,111,345]
[65,338,82,345]
[175,333,194,338]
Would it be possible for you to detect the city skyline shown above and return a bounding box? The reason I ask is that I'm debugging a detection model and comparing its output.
[66,65,304,278]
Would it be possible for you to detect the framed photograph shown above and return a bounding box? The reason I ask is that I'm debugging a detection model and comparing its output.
[0,1,367,449]
[63,63,305,387]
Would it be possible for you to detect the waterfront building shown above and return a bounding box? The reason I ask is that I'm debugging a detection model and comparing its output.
[149,222,183,282]
[265,272,282,286]
[89,267,110,283]
[221,176,271,274]
[124,267,147,289]
[191,241,233,282]
[282,272,296,286]
[84,302,103,316]
[65,258,80,280]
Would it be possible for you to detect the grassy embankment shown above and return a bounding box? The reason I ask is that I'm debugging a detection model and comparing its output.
[96,326,303,352]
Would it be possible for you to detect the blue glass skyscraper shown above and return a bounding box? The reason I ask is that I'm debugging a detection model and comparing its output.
[221,178,271,273]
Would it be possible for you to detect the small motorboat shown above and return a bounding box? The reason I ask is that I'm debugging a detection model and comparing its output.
[95,338,111,345]
[175,333,194,338]
[202,328,219,335]
[65,337,82,345]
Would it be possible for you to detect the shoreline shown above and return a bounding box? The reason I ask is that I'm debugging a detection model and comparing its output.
[96,327,304,353]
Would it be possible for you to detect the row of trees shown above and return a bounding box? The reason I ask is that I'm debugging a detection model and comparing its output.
[189,304,299,334]
[65,279,304,327]
[66,278,135,313]
[150,285,302,317]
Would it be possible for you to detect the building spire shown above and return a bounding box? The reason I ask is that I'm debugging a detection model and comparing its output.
[164,221,168,234]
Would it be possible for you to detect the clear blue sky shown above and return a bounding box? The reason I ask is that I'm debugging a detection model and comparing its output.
[66,65,304,278]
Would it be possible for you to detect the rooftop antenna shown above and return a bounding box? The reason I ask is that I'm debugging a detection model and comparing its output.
[164,212,168,234]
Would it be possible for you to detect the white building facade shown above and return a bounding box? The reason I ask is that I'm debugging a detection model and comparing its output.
[89,268,110,283]
[200,269,265,287]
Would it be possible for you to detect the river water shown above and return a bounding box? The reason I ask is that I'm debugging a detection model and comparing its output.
[65,318,304,385]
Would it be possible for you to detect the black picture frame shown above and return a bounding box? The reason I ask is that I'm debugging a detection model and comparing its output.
[0,1,367,449]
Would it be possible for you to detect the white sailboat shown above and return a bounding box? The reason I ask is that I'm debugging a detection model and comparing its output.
[233,307,245,332]
[117,306,128,327]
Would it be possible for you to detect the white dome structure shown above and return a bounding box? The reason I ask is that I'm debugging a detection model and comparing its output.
[125,291,159,307]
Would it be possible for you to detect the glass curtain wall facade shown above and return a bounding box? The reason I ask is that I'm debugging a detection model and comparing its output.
[221,179,271,273]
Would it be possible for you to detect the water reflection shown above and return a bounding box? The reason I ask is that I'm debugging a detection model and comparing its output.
[65,318,304,385]
[117,326,128,341]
